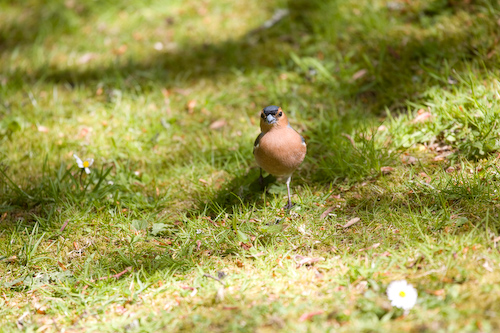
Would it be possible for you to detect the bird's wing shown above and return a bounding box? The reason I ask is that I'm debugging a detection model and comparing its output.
[253,132,264,153]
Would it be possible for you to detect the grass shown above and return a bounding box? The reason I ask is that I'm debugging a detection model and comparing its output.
[2,0,500,331]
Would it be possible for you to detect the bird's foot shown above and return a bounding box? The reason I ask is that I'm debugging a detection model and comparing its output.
[283,201,294,210]
[258,174,264,190]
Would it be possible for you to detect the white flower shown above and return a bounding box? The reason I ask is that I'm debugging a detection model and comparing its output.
[386,280,418,311]
[73,154,94,174]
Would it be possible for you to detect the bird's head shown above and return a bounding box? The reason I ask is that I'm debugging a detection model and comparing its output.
[260,105,288,131]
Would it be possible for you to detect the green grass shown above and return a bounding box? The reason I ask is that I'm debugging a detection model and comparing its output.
[2,0,500,331]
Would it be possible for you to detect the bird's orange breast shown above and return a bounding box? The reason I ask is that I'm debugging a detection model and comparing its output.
[254,127,306,177]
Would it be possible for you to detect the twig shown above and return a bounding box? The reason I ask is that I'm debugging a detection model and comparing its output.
[341,133,357,150]
[59,220,69,233]
[249,9,289,34]
[203,273,226,286]
[77,266,132,285]
[160,118,170,130]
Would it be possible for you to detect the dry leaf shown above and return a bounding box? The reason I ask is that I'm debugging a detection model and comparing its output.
[153,42,164,51]
[342,217,360,228]
[196,240,201,251]
[3,255,17,263]
[351,69,367,81]
[236,260,244,268]
[216,286,225,302]
[297,224,310,235]
[402,155,417,165]
[426,289,445,296]
[37,125,49,133]
[380,166,394,175]
[320,206,335,219]
[412,109,433,123]
[223,306,238,310]
[419,172,431,184]
[483,261,493,272]
[113,44,127,55]
[187,100,196,113]
[295,255,324,268]
[209,119,227,130]
[299,310,324,322]
[240,242,252,250]
[250,251,266,258]
[359,243,381,252]
[77,53,97,64]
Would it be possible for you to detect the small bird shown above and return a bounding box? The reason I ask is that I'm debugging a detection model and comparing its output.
[253,105,306,209]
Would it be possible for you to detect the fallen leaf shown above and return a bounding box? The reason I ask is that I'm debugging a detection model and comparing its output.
[113,44,128,55]
[153,42,164,51]
[483,261,493,272]
[402,155,417,165]
[351,69,367,81]
[196,240,201,251]
[216,286,225,302]
[320,206,335,219]
[236,260,244,268]
[187,100,196,114]
[412,109,433,123]
[249,251,266,258]
[78,127,92,138]
[426,289,445,296]
[77,53,97,64]
[297,224,310,235]
[37,125,49,133]
[419,172,431,184]
[3,255,17,263]
[359,243,381,252]
[299,310,324,322]
[446,166,456,173]
[380,166,394,175]
[209,119,227,130]
[295,255,324,268]
[240,242,252,250]
[179,285,195,290]
[57,261,67,271]
[342,217,360,228]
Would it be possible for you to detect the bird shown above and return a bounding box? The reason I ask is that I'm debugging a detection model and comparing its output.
[253,105,306,209]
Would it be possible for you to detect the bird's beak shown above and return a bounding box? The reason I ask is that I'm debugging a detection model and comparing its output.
[266,114,276,124]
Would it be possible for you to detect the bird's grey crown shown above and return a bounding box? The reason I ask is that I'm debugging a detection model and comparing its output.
[263,105,280,115]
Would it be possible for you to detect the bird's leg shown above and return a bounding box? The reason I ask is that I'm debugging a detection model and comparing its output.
[259,168,264,190]
[284,176,293,210]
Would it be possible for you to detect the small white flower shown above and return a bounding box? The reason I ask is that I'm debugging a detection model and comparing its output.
[73,154,94,174]
[386,280,418,311]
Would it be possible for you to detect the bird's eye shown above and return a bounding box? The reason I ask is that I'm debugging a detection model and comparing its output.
[279,112,283,117]
[261,113,265,119]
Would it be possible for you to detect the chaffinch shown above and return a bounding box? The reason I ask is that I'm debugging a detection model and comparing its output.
[253,105,306,209]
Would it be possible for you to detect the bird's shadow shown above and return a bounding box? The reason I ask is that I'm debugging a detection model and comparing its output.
[193,168,283,217]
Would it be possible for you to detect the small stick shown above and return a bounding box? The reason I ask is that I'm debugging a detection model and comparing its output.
[341,133,357,150]
[59,220,69,233]
[77,266,132,285]
[203,273,226,286]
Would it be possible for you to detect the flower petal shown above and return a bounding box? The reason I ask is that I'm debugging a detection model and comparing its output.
[73,154,84,168]
[85,167,91,174]
[86,158,94,167]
